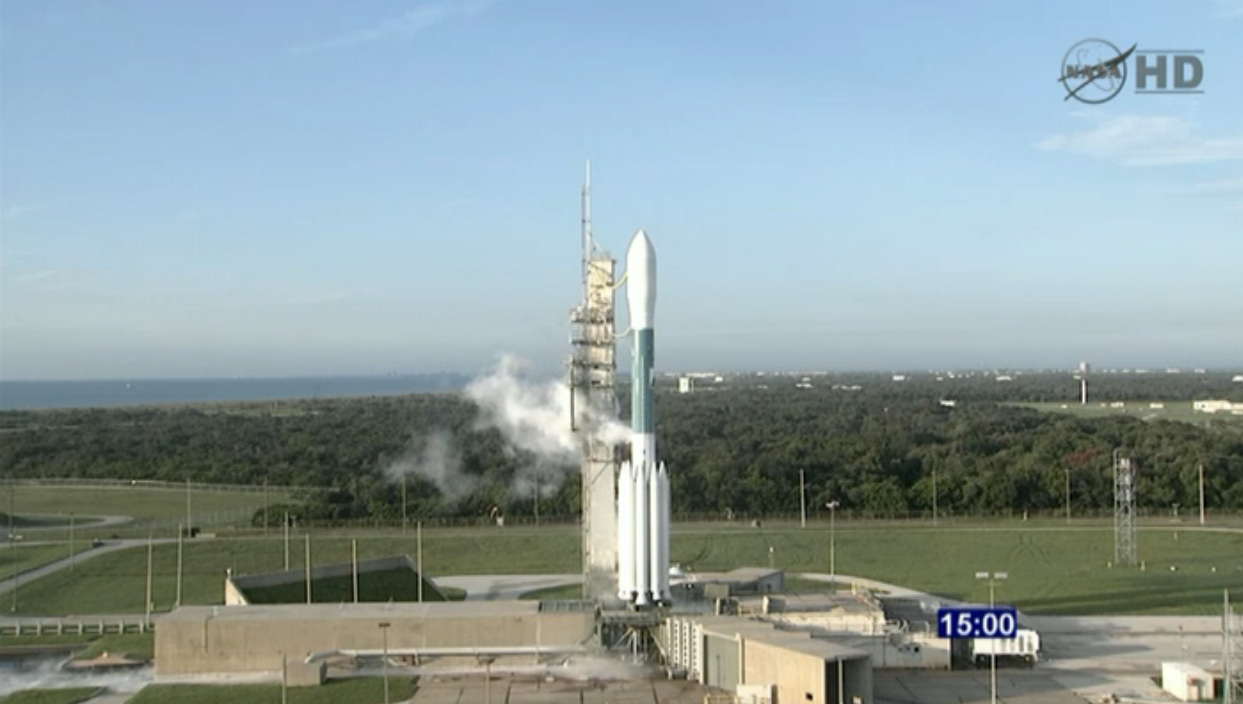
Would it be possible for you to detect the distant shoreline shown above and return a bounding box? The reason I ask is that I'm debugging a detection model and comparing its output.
[0,374,470,411]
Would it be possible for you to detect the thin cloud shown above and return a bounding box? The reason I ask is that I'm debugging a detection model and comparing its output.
[0,203,51,221]
[290,0,493,54]
[15,270,60,283]
[1188,177,1243,193]
[1212,0,1243,18]
[1037,115,1243,166]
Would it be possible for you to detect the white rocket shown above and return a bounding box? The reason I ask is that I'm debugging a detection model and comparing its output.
[617,230,670,606]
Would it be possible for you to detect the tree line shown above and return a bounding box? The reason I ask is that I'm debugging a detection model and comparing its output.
[1,373,1240,521]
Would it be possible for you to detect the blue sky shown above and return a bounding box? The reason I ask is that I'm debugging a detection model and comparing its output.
[1,0,1240,380]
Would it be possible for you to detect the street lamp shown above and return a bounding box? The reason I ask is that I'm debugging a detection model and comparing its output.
[975,571,1008,704]
[826,501,840,589]
[378,622,391,704]
[478,655,497,704]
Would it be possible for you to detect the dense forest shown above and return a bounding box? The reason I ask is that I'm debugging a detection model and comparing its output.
[1,371,1241,522]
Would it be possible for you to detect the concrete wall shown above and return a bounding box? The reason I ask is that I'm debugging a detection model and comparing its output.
[155,604,595,676]
[842,657,872,704]
[822,633,950,670]
[704,633,742,690]
[743,638,825,704]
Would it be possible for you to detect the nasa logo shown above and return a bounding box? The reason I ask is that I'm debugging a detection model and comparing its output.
[1059,39,1205,104]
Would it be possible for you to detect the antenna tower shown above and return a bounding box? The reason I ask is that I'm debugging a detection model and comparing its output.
[1113,451,1138,567]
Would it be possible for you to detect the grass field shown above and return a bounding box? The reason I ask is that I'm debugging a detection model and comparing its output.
[1017,400,1243,428]
[0,513,72,529]
[11,522,1243,616]
[73,632,154,661]
[0,632,153,661]
[2,486,291,528]
[0,688,99,704]
[128,678,416,704]
[2,544,72,578]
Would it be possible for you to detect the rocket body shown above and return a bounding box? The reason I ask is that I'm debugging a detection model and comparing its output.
[617,230,670,606]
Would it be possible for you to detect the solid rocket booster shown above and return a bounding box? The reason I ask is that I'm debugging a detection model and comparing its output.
[618,230,670,606]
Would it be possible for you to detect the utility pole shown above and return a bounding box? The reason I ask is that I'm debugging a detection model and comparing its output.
[1199,463,1206,526]
[799,469,807,528]
[145,535,154,625]
[826,501,840,589]
[176,523,184,607]
[1065,468,1071,524]
[283,512,290,571]
[185,477,192,535]
[304,534,312,604]
[401,477,408,534]
[975,571,1009,704]
[352,538,359,604]
[7,481,15,551]
[417,521,424,603]
[379,622,392,704]
[263,479,269,536]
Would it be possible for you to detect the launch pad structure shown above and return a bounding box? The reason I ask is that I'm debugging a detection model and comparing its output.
[569,162,620,603]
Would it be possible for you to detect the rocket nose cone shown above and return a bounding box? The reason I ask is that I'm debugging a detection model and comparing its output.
[626,229,656,329]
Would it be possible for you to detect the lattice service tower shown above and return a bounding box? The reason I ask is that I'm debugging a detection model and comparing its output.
[1113,452,1138,567]
[569,162,620,602]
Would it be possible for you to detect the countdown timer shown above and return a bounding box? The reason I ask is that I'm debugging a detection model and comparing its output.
[936,607,1018,639]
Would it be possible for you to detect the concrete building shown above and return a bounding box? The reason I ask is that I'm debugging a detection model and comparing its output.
[738,593,951,670]
[663,615,872,703]
[675,568,785,600]
[154,601,596,676]
[1194,400,1241,414]
[1161,661,1217,701]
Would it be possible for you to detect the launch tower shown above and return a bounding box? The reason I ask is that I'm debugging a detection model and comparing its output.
[569,162,620,602]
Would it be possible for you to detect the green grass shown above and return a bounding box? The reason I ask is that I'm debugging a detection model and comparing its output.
[9,534,500,615]
[73,632,154,661]
[0,634,92,648]
[0,513,73,529]
[10,524,1243,616]
[0,688,99,704]
[4,486,291,525]
[242,568,448,604]
[128,677,416,704]
[1,544,72,578]
[1017,400,1243,427]
[0,632,153,661]
[686,524,1243,615]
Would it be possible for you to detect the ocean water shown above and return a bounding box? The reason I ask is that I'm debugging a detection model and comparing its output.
[0,374,468,411]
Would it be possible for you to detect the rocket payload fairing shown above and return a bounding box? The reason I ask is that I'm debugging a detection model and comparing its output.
[617,230,670,606]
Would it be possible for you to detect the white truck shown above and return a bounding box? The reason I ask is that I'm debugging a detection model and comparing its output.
[971,628,1041,666]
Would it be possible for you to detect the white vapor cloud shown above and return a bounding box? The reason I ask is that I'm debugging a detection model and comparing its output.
[384,354,628,502]
[290,0,493,54]
[1038,115,1243,166]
